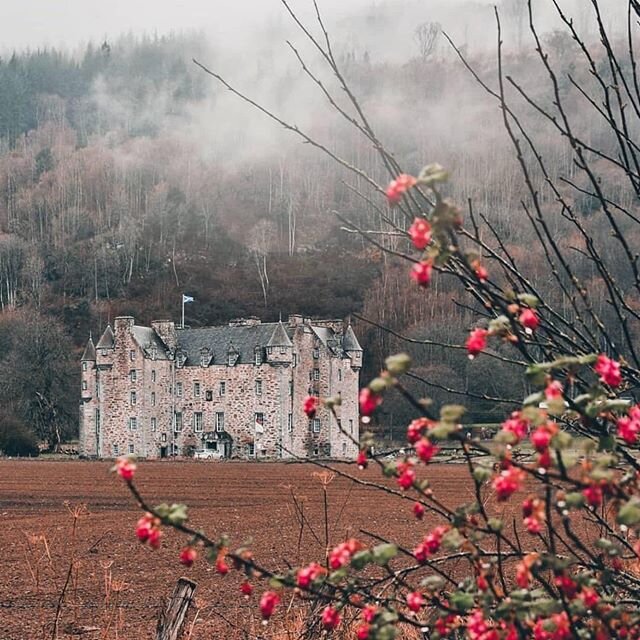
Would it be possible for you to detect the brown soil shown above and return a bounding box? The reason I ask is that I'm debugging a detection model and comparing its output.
[0,460,484,639]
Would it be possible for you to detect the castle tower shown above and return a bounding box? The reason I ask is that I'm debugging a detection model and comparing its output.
[79,337,97,456]
[266,321,293,365]
[342,324,363,370]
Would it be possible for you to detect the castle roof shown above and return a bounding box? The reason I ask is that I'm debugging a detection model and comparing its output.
[176,323,293,366]
[81,338,96,361]
[267,321,293,348]
[96,325,114,349]
[342,324,362,352]
[132,326,170,360]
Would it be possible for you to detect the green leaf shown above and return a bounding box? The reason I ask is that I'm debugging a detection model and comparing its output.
[376,624,398,640]
[430,422,457,440]
[350,550,373,570]
[450,591,475,612]
[167,503,189,525]
[442,529,464,551]
[552,431,572,450]
[488,518,503,532]
[417,163,449,186]
[421,575,445,590]
[368,377,388,394]
[523,392,544,407]
[440,404,466,422]
[565,492,585,509]
[517,293,539,308]
[385,353,411,376]
[372,543,398,566]
[617,499,640,526]
[473,466,492,483]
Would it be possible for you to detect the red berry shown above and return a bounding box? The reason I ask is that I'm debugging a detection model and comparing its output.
[179,546,197,567]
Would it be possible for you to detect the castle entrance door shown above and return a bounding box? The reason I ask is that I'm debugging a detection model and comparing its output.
[160,446,168,458]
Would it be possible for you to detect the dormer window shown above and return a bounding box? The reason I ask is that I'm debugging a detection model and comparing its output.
[176,351,187,368]
[227,346,239,367]
[254,347,262,366]
[200,348,211,367]
[149,345,157,361]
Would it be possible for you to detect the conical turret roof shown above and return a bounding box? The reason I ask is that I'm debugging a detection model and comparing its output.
[96,325,115,349]
[267,321,292,347]
[81,337,96,361]
[342,324,362,351]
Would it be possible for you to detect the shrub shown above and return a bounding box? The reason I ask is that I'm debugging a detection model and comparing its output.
[0,415,40,457]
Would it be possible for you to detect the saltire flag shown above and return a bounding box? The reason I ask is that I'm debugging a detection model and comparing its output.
[183,294,194,303]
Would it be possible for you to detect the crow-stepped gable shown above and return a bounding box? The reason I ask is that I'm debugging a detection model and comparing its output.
[79,315,362,460]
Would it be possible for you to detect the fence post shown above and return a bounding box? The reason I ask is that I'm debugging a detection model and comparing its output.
[156,577,197,640]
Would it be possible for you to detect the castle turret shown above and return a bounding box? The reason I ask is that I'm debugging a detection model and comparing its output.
[81,337,95,400]
[342,324,363,370]
[79,336,98,458]
[96,325,115,353]
[266,321,293,365]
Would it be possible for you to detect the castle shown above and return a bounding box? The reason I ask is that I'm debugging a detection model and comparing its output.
[79,315,362,460]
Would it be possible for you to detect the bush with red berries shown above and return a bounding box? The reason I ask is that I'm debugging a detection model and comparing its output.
[114,166,640,639]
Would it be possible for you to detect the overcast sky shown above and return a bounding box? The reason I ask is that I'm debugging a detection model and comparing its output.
[0,0,496,52]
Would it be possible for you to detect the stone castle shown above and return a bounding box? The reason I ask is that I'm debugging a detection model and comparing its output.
[79,315,362,460]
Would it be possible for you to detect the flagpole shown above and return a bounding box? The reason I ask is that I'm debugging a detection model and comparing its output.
[181,295,185,329]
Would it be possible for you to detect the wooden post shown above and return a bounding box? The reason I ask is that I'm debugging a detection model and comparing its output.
[156,578,197,640]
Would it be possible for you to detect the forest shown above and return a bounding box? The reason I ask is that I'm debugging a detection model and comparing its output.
[0,0,635,446]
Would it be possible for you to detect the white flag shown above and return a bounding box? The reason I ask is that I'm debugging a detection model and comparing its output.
[182,294,194,303]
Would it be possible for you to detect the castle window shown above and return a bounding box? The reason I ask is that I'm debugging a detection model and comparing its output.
[82,362,87,372]
[313,368,320,381]
[206,390,213,401]
[151,417,157,432]
[201,353,209,367]
[130,350,136,361]
[219,381,226,396]
[174,412,183,431]
[194,412,203,432]
[342,442,347,456]
[128,444,135,454]
[288,413,293,433]
[194,382,201,397]
[113,444,119,456]
[248,442,255,456]
[130,391,137,406]
[82,380,87,391]
[151,370,156,383]
[161,433,167,443]
[349,419,354,434]
[150,345,157,360]
[227,351,238,366]
[129,369,137,383]
[312,418,321,433]
[338,369,342,382]
[216,412,225,432]
[289,380,293,396]
[129,417,137,431]
[280,346,287,354]
[293,353,297,367]
[313,446,319,456]
[313,347,319,359]
[95,409,100,434]
[151,392,156,407]
[255,379,262,396]
[254,348,262,366]
[175,382,183,398]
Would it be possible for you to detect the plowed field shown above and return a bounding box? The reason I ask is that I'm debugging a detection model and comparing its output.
[0,460,481,639]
